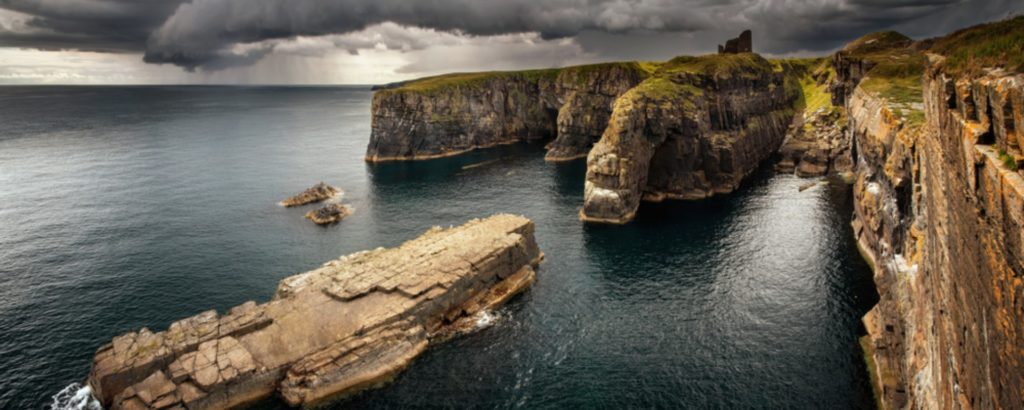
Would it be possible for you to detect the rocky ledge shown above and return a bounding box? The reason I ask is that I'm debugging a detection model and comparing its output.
[305,203,352,225]
[85,214,542,409]
[279,183,340,207]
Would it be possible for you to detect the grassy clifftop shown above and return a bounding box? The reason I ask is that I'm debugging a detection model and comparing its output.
[377,61,658,95]
[930,15,1024,75]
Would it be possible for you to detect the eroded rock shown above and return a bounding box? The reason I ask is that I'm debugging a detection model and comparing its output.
[305,203,352,225]
[280,183,341,207]
[580,54,799,223]
[366,63,650,163]
[86,214,542,409]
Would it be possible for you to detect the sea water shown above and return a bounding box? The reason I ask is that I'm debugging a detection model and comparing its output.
[0,86,877,409]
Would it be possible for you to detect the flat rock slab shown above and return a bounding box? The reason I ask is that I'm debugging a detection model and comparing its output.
[86,214,542,409]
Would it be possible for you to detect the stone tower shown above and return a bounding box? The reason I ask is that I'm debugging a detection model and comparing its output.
[718,30,753,54]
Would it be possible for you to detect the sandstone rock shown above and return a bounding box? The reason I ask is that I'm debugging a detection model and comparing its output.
[365,63,649,163]
[580,54,798,223]
[776,108,851,177]
[835,19,1024,408]
[304,203,352,225]
[87,215,542,409]
[280,183,341,207]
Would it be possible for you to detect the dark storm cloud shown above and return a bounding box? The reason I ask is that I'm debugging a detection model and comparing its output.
[0,0,185,52]
[0,0,1020,70]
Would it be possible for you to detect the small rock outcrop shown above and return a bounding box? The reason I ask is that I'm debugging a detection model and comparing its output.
[580,54,799,223]
[718,30,753,54]
[85,214,542,409]
[305,203,352,225]
[280,183,341,207]
[366,63,651,162]
[776,109,852,177]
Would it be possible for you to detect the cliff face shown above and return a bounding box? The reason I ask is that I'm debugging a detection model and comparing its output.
[366,63,649,162]
[367,70,560,162]
[837,17,1024,408]
[579,54,798,223]
[86,215,542,410]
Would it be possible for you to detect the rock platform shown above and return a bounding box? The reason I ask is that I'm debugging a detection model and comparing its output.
[86,214,542,409]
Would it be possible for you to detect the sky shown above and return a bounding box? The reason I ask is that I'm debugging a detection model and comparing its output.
[0,0,1020,85]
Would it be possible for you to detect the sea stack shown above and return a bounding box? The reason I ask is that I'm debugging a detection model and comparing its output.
[85,214,542,409]
[280,183,341,207]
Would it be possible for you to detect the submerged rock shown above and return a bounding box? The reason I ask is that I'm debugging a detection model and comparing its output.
[305,203,352,225]
[85,214,542,409]
[280,183,340,207]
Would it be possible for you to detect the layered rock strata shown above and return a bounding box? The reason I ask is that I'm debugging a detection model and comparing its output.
[280,183,340,207]
[366,63,650,162]
[85,214,542,409]
[580,54,799,223]
[831,17,1024,408]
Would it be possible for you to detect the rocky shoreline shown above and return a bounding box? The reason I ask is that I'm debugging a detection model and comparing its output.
[360,17,1024,408]
[85,215,542,410]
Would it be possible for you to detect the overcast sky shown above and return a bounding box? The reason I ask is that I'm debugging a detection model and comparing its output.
[0,0,1020,85]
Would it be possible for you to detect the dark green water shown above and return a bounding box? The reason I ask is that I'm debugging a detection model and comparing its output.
[0,86,877,409]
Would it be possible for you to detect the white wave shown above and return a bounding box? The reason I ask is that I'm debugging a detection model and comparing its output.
[49,383,102,410]
[474,309,500,330]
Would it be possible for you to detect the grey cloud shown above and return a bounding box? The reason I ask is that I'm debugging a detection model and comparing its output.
[0,0,185,51]
[0,0,1021,72]
[141,0,716,70]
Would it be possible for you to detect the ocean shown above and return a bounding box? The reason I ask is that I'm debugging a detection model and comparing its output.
[0,86,877,409]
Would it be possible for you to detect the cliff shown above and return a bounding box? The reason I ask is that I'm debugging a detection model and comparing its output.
[366,62,651,162]
[85,214,542,409]
[829,17,1024,408]
[579,54,800,223]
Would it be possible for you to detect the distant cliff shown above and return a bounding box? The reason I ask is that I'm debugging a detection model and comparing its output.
[366,62,650,162]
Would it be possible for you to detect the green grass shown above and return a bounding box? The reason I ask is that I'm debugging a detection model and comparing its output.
[842,31,913,59]
[380,68,561,94]
[999,148,1019,171]
[657,53,773,79]
[930,16,1024,75]
[855,49,926,127]
[628,77,702,103]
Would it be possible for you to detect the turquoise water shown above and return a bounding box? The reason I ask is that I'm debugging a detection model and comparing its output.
[0,86,877,409]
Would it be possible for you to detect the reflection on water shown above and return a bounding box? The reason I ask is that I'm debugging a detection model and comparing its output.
[0,86,875,409]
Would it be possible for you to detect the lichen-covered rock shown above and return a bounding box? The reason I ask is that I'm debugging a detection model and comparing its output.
[580,54,798,223]
[280,183,341,207]
[86,214,542,409]
[366,63,650,162]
